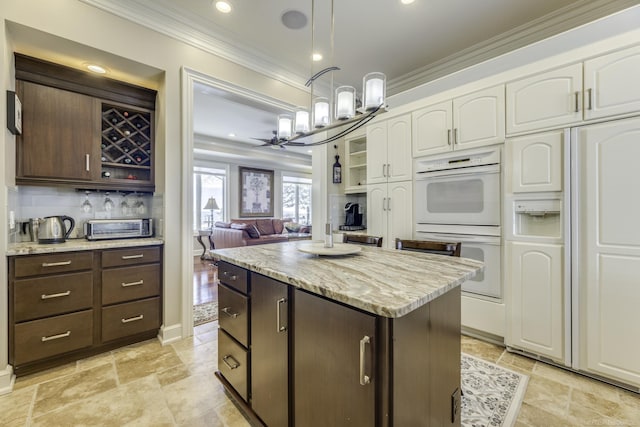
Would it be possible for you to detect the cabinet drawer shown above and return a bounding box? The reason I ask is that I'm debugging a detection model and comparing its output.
[102,246,160,268]
[218,329,249,402]
[14,271,93,322]
[219,284,249,347]
[14,310,93,365]
[14,252,93,278]
[218,261,248,294]
[102,264,160,305]
[102,297,160,342]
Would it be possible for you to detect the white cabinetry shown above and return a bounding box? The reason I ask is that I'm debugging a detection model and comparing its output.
[344,130,367,194]
[367,181,412,250]
[507,45,640,135]
[506,64,583,135]
[505,241,565,362]
[574,117,640,388]
[506,131,563,194]
[366,114,412,184]
[412,85,505,157]
[584,44,640,120]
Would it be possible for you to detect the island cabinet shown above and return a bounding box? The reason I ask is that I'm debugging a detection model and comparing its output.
[8,244,163,376]
[215,259,463,427]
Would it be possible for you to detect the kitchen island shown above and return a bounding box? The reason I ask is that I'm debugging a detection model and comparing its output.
[212,241,483,427]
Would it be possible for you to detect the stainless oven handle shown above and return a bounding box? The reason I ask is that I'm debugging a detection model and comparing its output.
[415,164,500,179]
[415,231,501,244]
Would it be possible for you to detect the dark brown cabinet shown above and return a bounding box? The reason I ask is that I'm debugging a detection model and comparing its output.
[294,289,376,427]
[8,245,163,376]
[14,53,156,192]
[251,274,289,427]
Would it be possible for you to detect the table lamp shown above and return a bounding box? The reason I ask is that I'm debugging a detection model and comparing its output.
[204,197,220,229]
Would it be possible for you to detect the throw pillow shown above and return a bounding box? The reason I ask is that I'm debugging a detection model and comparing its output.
[231,223,261,238]
[285,222,302,233]
[256,219,276,235]
[214,221,231,228]
[273,219,284,234]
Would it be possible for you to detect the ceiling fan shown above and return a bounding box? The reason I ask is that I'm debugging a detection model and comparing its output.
[252,130,307,149]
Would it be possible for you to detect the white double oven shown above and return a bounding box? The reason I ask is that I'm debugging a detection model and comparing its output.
[413,146,502,301]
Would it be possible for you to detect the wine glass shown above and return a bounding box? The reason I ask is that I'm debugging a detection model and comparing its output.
[134,194,146,215]
[81,191,93,213]
[120,195,130,216]
[103,192,114,212]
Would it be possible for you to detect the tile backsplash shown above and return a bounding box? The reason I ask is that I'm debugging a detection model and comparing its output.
[8,186,161,242]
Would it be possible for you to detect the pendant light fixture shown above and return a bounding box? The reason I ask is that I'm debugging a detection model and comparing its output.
[267,0,387,149]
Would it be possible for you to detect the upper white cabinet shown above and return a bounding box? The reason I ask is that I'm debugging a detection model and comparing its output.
[344,129,367,194]
[506,64,583,135]
[507,45,640,135]
[413,85,505,157]
[366,114,412,185]
[506,131,563,194]
[584,44,640,121]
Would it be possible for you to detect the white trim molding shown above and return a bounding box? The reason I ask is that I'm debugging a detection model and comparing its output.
[157,324,184,346]
[0,365,15,395]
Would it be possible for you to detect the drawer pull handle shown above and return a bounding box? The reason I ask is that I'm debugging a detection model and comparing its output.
[221,307,239,318]
[121,314,144,323]
[121,254,144,260]
[359,335,371,386]
[42,261,72,267]
[222,355,240,370]
[41,290,71,300]
[122,280,144,287]
[276,297,287,333]
[222,271,238,281]
[42,331,71,342]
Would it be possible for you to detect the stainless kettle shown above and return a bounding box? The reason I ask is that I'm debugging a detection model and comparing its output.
[38,216,75,244]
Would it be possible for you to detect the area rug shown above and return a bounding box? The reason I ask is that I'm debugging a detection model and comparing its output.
[193,301,218,326]
[461,353,529,427]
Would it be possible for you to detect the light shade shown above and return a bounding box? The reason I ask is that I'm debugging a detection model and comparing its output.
[204,197,220,210]
[313,97,330,128]
[363,72,386,111]
[294,108,310,133]
[335,86,356,120]
[277,114,293,139]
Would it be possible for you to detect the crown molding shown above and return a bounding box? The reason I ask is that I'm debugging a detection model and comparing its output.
[79,0,310,92]
[387,0,639,94]
[81,0,637,97]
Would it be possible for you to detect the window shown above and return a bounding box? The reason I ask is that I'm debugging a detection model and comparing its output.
[194,167,226,230]
[282,175,312,224]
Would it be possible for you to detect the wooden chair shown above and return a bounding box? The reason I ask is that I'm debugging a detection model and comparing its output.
[395,238,461,257]
[342,234,383,247]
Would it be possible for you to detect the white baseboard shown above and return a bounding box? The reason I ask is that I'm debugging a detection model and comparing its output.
[0,365,15,395]
[157,323,184,345]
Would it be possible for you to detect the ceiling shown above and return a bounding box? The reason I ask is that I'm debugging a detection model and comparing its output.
[11,0,638,158]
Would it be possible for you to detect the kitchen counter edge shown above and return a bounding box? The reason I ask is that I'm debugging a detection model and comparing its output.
[7,238,164,256]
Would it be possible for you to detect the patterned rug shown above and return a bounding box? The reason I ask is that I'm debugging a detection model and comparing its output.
[193,301,218,326]
[462,353,529,427]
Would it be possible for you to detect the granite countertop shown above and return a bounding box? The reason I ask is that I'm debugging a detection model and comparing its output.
[212,240,483,318]
[7,237,164,256]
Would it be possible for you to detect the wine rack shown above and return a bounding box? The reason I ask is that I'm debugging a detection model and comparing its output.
[101,103,153,183]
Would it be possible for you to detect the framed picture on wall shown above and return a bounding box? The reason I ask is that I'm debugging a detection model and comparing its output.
[239,166,274,217]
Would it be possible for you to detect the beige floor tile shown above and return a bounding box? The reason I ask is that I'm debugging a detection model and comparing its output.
[162,372,231,425]
[0,385,35,427]
[156,363,192,387]
[522,374,571,418]
[498,351,537,375]
[175,340,218,367]
[215,399,252,427]
[533,362,621,403]
[33,362,118,417]
[31,375,175,427]
[12,362,77,391]
[114,339,184,384]
[516,401,579,426]
[461,335,505,362]
[76,351,115,371]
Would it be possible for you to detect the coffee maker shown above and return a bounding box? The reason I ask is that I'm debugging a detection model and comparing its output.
[344,202,363,227]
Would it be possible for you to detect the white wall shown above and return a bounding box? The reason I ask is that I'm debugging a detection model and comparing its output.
[0,0,308,392]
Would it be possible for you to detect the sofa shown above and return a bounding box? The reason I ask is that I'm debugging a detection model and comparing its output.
[212,218,310,249]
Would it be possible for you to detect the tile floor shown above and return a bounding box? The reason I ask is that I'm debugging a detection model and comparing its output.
[1,325,639,426]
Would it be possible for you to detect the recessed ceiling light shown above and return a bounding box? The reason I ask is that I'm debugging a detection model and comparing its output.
[228,133,236,137]
[86,64,107,74]
[401,0,415,4]
[312,53,322,62]
[281,10,307,30]
[215,1,232,13]
[307,150,312,153]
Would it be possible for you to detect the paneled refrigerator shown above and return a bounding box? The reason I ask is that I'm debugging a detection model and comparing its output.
[505,116,640,391]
